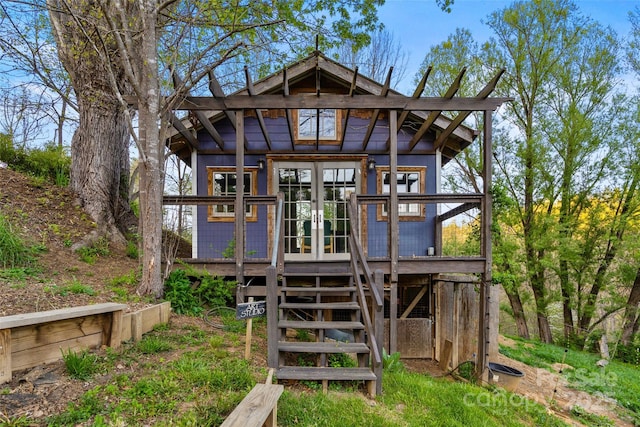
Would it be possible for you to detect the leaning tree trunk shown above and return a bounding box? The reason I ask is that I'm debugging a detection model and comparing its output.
[48,0,136,247]
[621,266,640,345]
[504,285,530,339]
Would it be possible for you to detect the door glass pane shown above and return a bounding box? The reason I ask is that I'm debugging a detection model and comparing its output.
[322,167,356,254]
[278,167,312,254]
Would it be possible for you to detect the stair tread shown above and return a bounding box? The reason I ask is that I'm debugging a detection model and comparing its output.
[278,320,364,329]
[281,286,356,293]
[278,341,370,353]
[283,272,353,277]
[280,302,360,310]
[276,366,377,381]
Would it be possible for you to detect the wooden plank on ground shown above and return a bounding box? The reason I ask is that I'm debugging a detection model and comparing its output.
[439,339,453,372]
[11,333,102,371]
[0,329,10,383]
[220,384,284,427]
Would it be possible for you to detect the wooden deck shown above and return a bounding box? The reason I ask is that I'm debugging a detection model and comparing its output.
[176,257,486,282]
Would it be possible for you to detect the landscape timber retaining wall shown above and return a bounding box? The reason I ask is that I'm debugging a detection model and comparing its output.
[0,301,171,383]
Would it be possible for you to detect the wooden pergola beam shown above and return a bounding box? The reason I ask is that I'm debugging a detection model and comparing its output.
[433,69,505,151]
[245,66,272,150]
[362,67,393,150]
[145,94,510,112]
[339,66,359,150]
[168,112,199,149]
[283,68,295,149]
[208,71,249,150]
[437,202,481,223]
[171,72,224,150]
[385,66,432,150]
[408,68,466,150]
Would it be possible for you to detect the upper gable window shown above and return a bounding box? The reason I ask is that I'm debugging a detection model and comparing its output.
[293,106,342,144]
[298,109,337,140]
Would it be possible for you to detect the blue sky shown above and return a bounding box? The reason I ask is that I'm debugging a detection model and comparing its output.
[378,0,637,93]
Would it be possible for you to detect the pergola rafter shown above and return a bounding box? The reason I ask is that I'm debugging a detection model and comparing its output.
[362,66,393,151]
[158,53,510,165]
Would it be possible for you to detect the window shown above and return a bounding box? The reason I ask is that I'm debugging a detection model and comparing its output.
[207,167,258,222]
[376,166,427,221]
[294,108,341,143]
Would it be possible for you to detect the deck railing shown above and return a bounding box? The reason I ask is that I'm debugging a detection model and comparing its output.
[351,193,484,260]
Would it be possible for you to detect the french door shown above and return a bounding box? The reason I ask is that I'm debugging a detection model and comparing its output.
[275,160,361,260]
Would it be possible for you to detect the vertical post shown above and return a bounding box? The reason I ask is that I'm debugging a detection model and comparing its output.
[108,310,123,349]
[235,110,245,285]
[266,266,278,368]
[276,192,285,274]
[389,110,399,354]
[434,150,442,255]
[374,269,384,395]
[477,110,493,380]
[245,297,254,360]
[0,329,11,383]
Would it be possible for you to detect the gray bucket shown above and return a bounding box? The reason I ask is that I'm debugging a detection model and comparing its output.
[488,362,524,391]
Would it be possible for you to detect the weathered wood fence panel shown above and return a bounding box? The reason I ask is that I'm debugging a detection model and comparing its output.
[435,278,479,370]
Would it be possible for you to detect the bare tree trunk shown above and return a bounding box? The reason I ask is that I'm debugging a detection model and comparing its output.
[48,0,136,248]
[621,267,640,345]
[135,1,164,298]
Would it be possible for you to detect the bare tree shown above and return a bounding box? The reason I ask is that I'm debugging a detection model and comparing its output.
[331,28,408,91]
[44,0,384,297]
[0,2,76,149]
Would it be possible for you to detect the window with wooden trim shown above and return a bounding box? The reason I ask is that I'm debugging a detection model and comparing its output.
[376,166,427,221]
[293,108,342,144]
[207,167,258,222]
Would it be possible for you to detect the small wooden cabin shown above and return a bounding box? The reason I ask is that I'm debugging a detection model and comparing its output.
[165,51,507,394]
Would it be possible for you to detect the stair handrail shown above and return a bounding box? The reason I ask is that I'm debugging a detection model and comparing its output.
[348,195,383,308]
[347,195,383,366]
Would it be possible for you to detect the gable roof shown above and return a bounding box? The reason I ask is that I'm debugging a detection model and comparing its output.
[167,51,505,165]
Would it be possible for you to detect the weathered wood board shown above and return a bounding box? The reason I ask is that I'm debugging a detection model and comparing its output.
[220,383,284,427]
[435,279,479,367]
[0,301,171,384]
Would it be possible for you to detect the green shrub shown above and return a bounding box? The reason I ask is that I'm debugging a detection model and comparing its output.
[195,274,235,308]
[163,268,236,316]
[126,240,139,259]
[0,214,34,268]
[614,341,640,365]
[164,269,201,315]
[0,136,70,187]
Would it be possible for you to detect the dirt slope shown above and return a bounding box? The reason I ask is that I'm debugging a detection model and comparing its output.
[0,166,143,316]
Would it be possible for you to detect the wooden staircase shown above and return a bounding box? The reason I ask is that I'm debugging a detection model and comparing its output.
[274,273,378,395]
[265,196,384,395]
